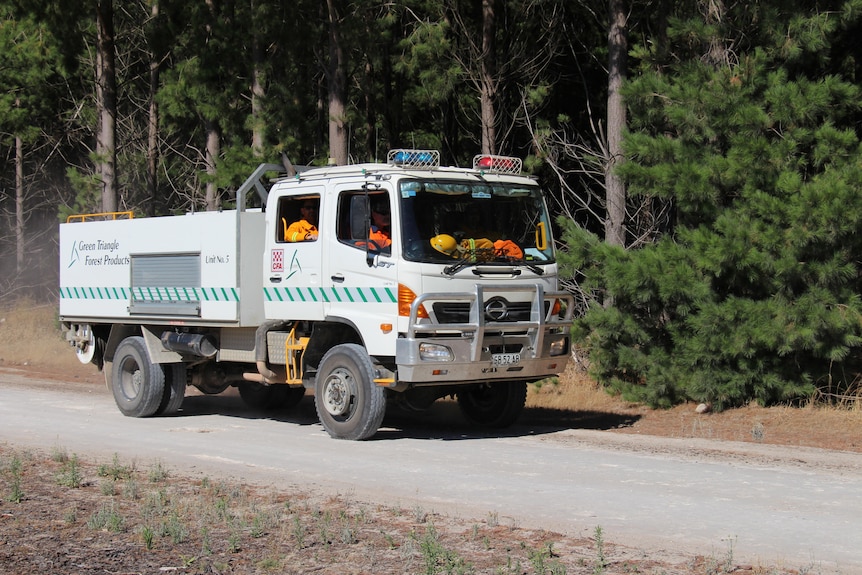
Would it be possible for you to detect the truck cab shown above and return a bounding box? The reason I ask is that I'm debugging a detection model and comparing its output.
[260,150,573,438]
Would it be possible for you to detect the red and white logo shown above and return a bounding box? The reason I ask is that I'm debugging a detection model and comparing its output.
[271,249,284,272]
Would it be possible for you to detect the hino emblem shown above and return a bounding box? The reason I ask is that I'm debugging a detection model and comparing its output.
[484,298,509,321]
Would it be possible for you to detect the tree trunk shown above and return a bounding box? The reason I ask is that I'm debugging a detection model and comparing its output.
[205,121,220,211]
[15,135,24,275]
[96,0,118,213]
[146,0,160,217]
[326,0,348,165]
[251,0,265,156]
[364,59,375,162]
[604,0,627,247]
[479,0,497,155]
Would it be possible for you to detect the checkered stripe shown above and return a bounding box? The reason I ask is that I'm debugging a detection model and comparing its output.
[264,286,396,304]
[60,286,239,302]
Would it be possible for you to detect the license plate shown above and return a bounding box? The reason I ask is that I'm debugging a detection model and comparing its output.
[491,353,521,366]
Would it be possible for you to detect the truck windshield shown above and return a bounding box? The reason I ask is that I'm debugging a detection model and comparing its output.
[398,178,554,265]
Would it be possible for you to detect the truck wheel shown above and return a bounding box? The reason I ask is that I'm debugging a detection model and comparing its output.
[72,324,104,368]
[239,382,305,410]
[456,381,527,428]
[314,344,386,440]
[157,363,187,415]
[111,336,166,418]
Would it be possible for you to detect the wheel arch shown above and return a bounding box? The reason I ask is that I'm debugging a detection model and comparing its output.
[305,320,364,371]
[104,324,141,364]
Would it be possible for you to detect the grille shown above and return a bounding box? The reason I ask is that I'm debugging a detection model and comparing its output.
[432,300,547,324]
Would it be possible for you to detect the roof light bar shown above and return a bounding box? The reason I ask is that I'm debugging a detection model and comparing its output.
[387,149,440,169]
[473,155,523,174]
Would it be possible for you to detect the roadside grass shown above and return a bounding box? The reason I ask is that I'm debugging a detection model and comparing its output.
[0,444,708,575]
[0,298,82,370]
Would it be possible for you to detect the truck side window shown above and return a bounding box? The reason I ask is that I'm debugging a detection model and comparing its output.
[336,191,391,254]
[277,195,320,243]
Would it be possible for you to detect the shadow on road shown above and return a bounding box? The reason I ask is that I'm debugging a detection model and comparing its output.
[174,391,641,441]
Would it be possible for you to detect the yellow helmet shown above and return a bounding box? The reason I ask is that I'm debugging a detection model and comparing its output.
[430,234,458,256]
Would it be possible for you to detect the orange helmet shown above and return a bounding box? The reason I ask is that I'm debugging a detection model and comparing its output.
[430,234,458,256]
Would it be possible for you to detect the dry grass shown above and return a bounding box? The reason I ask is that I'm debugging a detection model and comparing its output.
[526,361,633,414]
[0,299,81,370]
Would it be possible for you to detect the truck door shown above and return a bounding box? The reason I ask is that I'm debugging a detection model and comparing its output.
[263,188,326,321]
[326,184,399,355]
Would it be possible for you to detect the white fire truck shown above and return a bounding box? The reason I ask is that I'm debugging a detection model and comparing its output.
[59,150,574,440]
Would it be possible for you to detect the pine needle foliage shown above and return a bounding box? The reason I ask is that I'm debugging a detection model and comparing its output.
[561,1,862,409]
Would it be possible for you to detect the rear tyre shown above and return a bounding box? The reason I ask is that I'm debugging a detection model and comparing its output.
[314,344,386,440]
[456,381,527,428]
[111,336,165,418]
[157,363,187,415]
[239,382,305,410]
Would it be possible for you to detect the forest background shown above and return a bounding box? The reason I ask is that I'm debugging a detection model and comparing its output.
[1,0,861,410]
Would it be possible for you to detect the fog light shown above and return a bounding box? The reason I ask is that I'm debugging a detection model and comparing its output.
[549,338,568,357]
[419,343,453,362]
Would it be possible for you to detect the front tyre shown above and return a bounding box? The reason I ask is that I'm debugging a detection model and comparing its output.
[314,344,386,440]
[111,336,166,418]
[456,381,527,428]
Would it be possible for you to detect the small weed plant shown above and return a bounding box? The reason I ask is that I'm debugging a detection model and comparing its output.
[593,525,606,575]
[56,454,83,488]
[3,453,24,503]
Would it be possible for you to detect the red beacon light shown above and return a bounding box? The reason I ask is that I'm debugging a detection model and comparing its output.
[472,154,523,174]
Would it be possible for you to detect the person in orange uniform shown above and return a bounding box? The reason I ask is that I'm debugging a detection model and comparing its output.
[285,200,319,242]
[368,198,392,250]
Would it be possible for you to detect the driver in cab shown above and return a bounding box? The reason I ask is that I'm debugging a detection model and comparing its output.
[285,199,319,242]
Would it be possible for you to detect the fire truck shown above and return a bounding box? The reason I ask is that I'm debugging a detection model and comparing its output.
[59,150,574,440]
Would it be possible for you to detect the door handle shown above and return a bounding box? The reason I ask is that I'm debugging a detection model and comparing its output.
[269,277,282,283]
[331,274,345,283]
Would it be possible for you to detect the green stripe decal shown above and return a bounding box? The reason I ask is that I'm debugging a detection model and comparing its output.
[262,286,396,304]
[61,285,394,305]
[61,286,239,302]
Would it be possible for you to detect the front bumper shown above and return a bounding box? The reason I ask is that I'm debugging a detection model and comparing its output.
[394,285,573,386]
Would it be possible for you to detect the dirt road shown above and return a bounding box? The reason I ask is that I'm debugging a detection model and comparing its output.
[1,368,860,574]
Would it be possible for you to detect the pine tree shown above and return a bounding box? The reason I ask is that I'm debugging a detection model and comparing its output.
[561,1,862,408]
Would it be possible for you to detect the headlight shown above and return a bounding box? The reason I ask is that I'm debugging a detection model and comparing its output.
[419,343,453,362]
[549,338,568,357]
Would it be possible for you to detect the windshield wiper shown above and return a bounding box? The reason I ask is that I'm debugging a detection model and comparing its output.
[515,260,545,275]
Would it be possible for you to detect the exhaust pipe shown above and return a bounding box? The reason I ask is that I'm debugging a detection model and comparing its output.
[160,332,217,358]
[248,320,288,383]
